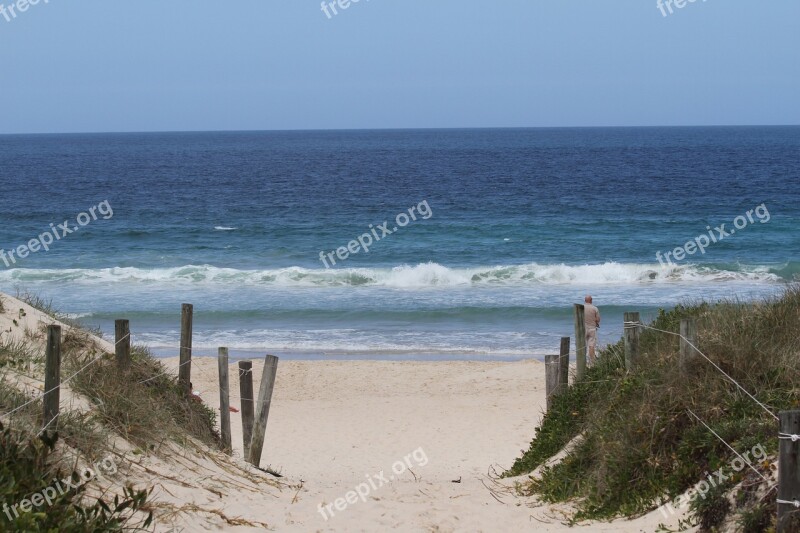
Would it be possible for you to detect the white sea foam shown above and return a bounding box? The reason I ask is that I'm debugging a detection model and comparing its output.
[0,262,784,288]
[133,328,542,357]
[57,312,94,320]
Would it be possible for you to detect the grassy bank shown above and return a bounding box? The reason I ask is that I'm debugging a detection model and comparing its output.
[506,287,800,531]
[0,292,223,531]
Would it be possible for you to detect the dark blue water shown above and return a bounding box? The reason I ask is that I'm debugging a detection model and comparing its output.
[1,127,798,359]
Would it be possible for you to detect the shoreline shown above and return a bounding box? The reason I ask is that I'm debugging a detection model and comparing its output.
[154,351,550,362]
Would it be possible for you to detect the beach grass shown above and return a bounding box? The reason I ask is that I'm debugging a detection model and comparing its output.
[68,343,222,451]
[507,286,800,529]
[0,293,223,531]
[9,293,222,452]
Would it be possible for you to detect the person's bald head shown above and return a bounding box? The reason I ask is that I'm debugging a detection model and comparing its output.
[585,295,593,304]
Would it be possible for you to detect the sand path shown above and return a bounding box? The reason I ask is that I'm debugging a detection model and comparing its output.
[174,357,690,532]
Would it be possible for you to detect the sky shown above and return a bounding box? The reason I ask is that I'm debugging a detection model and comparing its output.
[0,0,798,134]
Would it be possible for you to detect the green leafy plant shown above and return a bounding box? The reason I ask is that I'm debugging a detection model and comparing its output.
[0,422,152,532]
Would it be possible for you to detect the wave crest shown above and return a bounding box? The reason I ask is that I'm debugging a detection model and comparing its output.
[0,261,787,288]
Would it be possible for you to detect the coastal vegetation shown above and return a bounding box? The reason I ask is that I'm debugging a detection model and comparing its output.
[0,292,223,531]
[507,286,800,531]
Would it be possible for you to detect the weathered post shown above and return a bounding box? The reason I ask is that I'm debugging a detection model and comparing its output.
[778,411,800,532]
[179,303,193,395]
[115,319,131,370]
[679,318,698,371]
[218,347,232,453]
[624,312,640,372]
[545,354,559,411]
[559,336,570,391]
[43,325,61,435]
[574,304,586,380]
[238,360,255,458]
[248,355,279,466]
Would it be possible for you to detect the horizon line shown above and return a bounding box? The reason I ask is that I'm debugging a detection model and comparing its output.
[2,124,800,136]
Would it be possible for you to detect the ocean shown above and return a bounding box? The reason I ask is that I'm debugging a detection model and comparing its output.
[0,127,798,360]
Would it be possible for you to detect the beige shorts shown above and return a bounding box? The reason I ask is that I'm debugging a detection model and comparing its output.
[585,327,597,349]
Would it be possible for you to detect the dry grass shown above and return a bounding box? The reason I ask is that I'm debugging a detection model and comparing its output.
[8,292,222,453]
[66,343,222,453]
[0,292,242,532]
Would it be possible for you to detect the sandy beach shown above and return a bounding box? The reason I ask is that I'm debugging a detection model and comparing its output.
[161,355,691,532]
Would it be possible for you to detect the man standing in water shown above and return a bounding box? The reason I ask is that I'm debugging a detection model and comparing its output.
[584,295,601,364]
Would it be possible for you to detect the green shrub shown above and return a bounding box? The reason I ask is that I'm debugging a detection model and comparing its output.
[0,422,152,532]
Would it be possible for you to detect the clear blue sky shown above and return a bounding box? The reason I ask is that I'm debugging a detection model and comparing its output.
[1,0,798,133]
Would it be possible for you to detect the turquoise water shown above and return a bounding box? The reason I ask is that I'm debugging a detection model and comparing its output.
[0,127,797,359]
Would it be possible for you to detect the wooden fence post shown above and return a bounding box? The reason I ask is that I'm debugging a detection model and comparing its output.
[624,312,640,372]
[247,355,279,466]
[179,303,193,395]
[574,304,586,380]
[559,336,570,391]
[238,360,255,458]
[43,325,61,436]
[545,354,559,411]
[679,318,698,372]
[778,411,800,532]
[218,347,232,453]
[115,319,131,370]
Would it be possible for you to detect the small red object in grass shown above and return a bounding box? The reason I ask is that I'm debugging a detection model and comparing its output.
[229,406,240,413]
